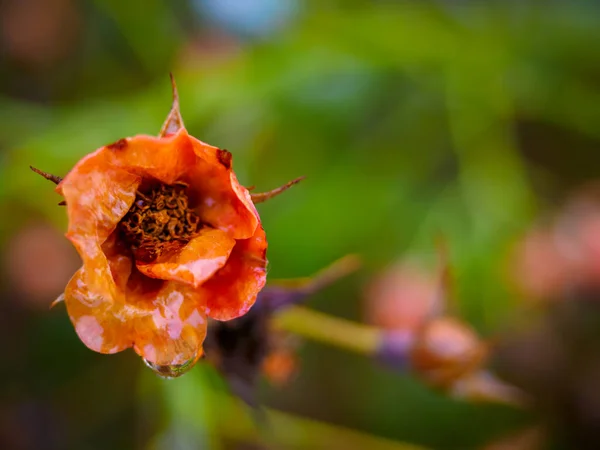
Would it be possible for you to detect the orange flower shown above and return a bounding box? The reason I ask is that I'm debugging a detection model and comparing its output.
[32,75,302,377]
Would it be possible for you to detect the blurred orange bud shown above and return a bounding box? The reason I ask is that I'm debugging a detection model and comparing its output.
[3,222,79,310]
[261,329,300,387]
[409,317,487,389]
[511,184,600,302]
[365,261,440,332]
[511,227,571,300]
[1,0,81,68]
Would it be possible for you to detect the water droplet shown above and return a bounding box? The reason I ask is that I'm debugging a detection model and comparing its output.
[143,356,199,379]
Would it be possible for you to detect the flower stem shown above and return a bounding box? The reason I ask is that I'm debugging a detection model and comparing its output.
[273,305,381,355]
[274,306,530,408]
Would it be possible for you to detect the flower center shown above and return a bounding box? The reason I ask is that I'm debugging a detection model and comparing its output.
[118,182,201,263]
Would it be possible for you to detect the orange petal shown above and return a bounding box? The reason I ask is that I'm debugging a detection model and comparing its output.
[64,238,135,354]
[64,267,133,354]
[188,141,260,240]
[58,149,141,300]
[136,228,236,288]
[107,129,197,185]
[130,279,207,366]
[201,224,268,321]
[102,232,134,291]
[65,264,208,366]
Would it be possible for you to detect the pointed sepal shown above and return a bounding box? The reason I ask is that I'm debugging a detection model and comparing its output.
[250,176,306,204]
[30,166,62,185]
[50,293,65,309]
[159,73,185,137]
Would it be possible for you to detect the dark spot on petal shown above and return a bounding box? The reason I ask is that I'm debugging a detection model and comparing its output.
[260,247,267,261]
[217,149,232,169]
[107,138,128,151]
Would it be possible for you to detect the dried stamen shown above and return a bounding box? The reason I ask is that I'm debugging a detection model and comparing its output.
[118,182,202,263]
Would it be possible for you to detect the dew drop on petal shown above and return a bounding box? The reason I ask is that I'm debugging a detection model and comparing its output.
[142,355,200,379]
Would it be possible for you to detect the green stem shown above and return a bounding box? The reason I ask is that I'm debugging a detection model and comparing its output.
[273,305,382,355]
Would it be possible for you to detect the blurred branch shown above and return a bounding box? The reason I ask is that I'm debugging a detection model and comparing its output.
[273,305,381,356]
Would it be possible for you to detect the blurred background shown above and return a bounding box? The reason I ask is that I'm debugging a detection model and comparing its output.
[2,0,600,449]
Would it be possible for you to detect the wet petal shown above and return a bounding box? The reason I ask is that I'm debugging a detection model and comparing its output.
[102,232,134,291]
[201,224,268,321]
[65,263,208,366]
[136,228,236,288]
[63,234,136,354]
[187,141,259,240]
[58,150,140,299]
[64,267,133,354]
[131,280,207,366]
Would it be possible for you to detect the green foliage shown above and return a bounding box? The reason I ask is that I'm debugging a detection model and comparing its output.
[2,1,599,448]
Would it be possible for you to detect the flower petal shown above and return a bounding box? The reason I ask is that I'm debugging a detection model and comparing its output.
[103,232,134,292]
[58,149,141,300]
[65,264,208,366]
[187,140,260,240]
[64,267,133,354]
[106,129,259,240]
[136,228,236,288]
[130,278,207,366]
[201,223,268,321]
[107,129,197,185]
